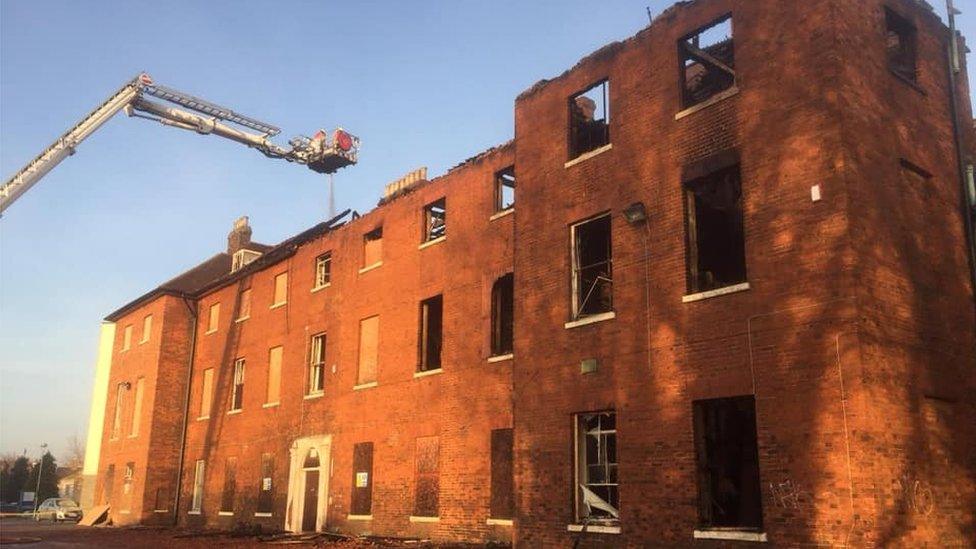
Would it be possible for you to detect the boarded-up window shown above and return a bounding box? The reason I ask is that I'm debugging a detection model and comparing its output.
[693,396,763,530]
[141,315,152,343]
[363,227,383,267]
[413,436,439,517]
[257,453,273,514]
[418,295,443,372]
[351,442,374,516]
[199,368,214,418]
[267,346,282,404]
[191,460,205,512]
[207,303,220,332]
[154,487,168,512]
[491,274,514,356]
[308,333,326,394]
[272,272,288,306]
[490,428,514,519]
[230,359,245,411]
[122,462,135,511]
[238,288,251,320]
[102,464,115,505]
[357,316,379,385]
[122,325,132,351]
[111,383,125,439]
[130,377,144,437]
[220,457,237,513]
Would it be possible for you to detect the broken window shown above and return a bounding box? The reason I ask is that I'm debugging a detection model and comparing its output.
[220,457,237,513]
[191,460,205,512]
[886,8,917,82]
[141,314,152,343]
[272,272,288,306]
[309,333,326,394]
[130,377,144,437]
[413,436,440,517]
[111,383,125,439]
[574,411,618,524]
[102,464,115,505]
[207,303,220,333]
[357,316,379,385]
[230,358,245,411]
[122,324,132,351]
[363,227,383,268]
[423,198,447,242]
[571,214,613,319]
[351,442,374,516]
[494,167,515,212]
[199,368,214,419]
[491,274,514,356]
[314,252,332,288]
[692,396,763,530]
[257,453,273,514]
[684,160,746,293]
[569,80,610,158]
[266,346,282,405]
[238,288,251,320]
[490,428,515,520]
[679,15,735,109]
[418,295,443,372]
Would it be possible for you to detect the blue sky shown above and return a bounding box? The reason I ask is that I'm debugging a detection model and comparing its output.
[1,1,974,462]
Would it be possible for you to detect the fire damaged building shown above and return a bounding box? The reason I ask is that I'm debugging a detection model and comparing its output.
[83,0,975,546]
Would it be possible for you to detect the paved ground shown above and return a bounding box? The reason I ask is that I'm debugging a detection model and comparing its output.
[0,518,509,548]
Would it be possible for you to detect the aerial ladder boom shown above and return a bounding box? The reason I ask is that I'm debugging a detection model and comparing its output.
[0,73,359,214]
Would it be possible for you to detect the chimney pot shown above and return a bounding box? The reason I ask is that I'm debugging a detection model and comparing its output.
[228,216,253,254]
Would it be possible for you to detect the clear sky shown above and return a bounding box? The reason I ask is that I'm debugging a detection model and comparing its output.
[1,1,974,462]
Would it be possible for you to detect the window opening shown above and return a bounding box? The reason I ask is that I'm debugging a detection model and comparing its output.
[569,80,610,158]
[494,167,515,212]
[230,358,245,411]
[886,8,917,82]
[207,303,220,332]
[220,457,237,513]
[141,315,152,343]
[572,214,613,319]
[418,295,443,372]
[357,316,379,385]
[679,15,735,108]
[363,227,383,267]
[257,453,273,514]
[267,346,282,404]
[103,465,115,505]
[490,428,514,519]
[684,162,746,293]
[191,460,205,512]
[304,448,320,469]
[315,253,332,288]
[130,378,144,437]
[200,368,214,418]
[309,333,326,394]
[122,325,132,351]
[238,288,251,320]
[111,383,125,439]
[423,198,447,242]
[351,442,374,516]
[272,272,288,306]
[491,274,514,356]
[574,411,619,523]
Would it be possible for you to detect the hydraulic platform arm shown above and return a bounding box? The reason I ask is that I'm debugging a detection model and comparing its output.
[0,73,359,214]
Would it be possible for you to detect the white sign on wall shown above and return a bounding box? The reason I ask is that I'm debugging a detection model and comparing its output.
[355,472,368,487]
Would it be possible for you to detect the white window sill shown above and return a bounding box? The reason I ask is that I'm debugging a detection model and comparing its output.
[354,381,378,391]
[347,514,373,521]
[153,509,169,514]
[121,348,130,353]
[564,311,616,329]
[204,329,217,336]
[413,368,443,378]
[409,516,440,523]
[487,518,513,526]
[235,316,249,323]
[118,510,131,515]
[218,511,234,516]
[262,402,279,408]
[567,524,620,534]
[564,143,613,169]
[188,510,202,515]
[489,208,514,222]
[304,392,324,400]
[694,530,768,542]
[140,339,149,345]
[419,236,446,250]
[197,416,210,421]
[359,261,383,274]
[675,86,740,120]
[227,409,242,415]
[682,282,750,303]
[311,283,331,294]
[127,434,138,439]
[270,302,287,310]
[487,353,514,363]
[254,512,273,518]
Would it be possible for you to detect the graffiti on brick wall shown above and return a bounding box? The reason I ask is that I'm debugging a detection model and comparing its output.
[895,474,934,516]
[768,479,809,510]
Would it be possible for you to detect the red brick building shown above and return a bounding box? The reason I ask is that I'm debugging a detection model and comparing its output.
[88,0,975,546]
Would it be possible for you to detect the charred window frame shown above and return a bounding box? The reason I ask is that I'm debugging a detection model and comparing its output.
[494,166,516,212]
[257,453,273,514]
[314,252,332,288]
[569,80,610,159]
[308,333,326,395]
[573,411,619,524]
[692,396,764,531]
[679,15,735,109]
[230,358,245,411]
[684,154,747,294]
[571,213,613,319]
[418,295,443,372]
[423,198,447,242]
[885,7,917,83]
[490,273,514,357]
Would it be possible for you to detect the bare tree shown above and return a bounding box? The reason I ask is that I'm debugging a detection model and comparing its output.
[63,436,85,469]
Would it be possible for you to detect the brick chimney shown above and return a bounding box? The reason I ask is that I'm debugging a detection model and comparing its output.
[227,216,253,254]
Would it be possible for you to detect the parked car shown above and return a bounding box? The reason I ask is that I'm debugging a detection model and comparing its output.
[33,498,82,522]
[0,501,20,513]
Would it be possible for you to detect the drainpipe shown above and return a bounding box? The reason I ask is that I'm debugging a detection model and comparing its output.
[946,0,976,319]
[172,294,198,526]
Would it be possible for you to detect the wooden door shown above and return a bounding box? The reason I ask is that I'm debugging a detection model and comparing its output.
[302,470,319,532]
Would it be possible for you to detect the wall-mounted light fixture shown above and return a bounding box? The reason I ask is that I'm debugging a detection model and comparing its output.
[623,202,647,225]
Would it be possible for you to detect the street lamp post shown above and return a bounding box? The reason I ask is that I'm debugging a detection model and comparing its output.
[32,443,48,518]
